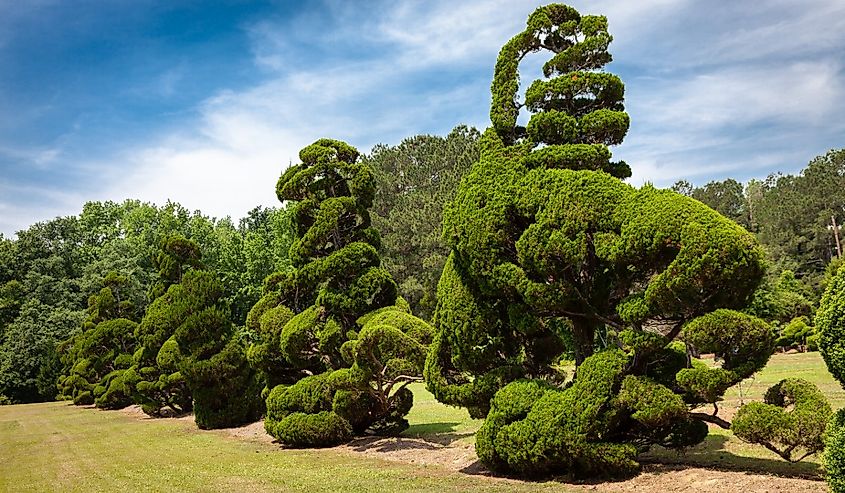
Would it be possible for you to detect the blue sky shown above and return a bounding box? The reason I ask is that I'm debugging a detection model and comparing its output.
[2,0,845,236]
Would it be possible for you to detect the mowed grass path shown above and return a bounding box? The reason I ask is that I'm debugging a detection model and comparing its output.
[0,352,840,492]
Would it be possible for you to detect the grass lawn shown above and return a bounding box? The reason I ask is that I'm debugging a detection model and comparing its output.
[0,351,839,492]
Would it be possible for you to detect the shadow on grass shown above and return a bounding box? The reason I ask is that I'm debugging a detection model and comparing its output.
[402,421,475,446]
[643,434,823,480]
[347,422,475,453]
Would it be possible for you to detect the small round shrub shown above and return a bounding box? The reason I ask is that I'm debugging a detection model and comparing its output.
[732,378,830,461]
[271,411,352,448]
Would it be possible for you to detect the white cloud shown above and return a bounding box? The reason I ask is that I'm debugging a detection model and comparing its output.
[6,0,845,236]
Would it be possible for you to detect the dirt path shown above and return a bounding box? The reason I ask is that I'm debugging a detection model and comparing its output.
[336,434,826,492]
[118,405,828,492]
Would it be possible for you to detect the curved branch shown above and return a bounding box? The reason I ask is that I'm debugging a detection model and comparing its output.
[689,411,731,429]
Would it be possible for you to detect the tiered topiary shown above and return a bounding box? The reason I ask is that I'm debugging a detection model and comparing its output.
[816,264,845,491]
[167,268,263,429]
[130,235,203,416]
[129,235,263,428]
[426,4,830,477]
[247,139,433,447]
[774,316,818,351]
[56,272,138,407]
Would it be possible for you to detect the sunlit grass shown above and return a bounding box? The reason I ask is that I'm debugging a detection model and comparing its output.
[0,397,556,492]
[0,351,837,491]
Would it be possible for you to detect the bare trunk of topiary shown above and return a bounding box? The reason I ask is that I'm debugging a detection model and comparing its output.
[572,318,595,367]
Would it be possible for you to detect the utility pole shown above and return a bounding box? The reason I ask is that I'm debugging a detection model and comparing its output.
[833,215,842,258]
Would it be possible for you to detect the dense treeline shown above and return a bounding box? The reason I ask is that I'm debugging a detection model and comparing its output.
[0,201,293,403]
[0,125,481,405]
[675,149,845,288]
[366,125,480,320]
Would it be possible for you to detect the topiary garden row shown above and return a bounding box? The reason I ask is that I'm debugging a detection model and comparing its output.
[53,4,845,491]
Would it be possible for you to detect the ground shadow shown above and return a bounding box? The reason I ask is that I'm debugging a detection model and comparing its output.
[403,421,474,444]
[348,421,475,453]
[643,434,822,480]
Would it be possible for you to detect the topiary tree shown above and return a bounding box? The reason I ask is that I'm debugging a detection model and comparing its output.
[816,263,845,490]
[148,234,203,300]
[426,4,829,478]
[129,235,263,428]
[130,235,203,416]
[248,139,433,447]
[56,272,138,407]
[170,269,264,429]
[774,316,817,351]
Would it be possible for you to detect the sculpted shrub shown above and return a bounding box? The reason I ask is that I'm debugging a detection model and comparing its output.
[732,378,830,462]
[426,3,829,478]
[250,139,434,447]
[56,273,138,408]
[816,264,845,489]
[131,237,263,428]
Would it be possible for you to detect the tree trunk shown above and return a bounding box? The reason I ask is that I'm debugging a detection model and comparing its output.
[572,318,596,367]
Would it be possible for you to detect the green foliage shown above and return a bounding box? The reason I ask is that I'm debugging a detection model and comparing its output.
[55,272,140,407]
[678,178,750,229]
[94,369,135,409]
[426,4,779,478]
[0,199,294,404]
[775,316,816,349]
[746,270,814,324]
[732,378,830,462]
[366,126,481,320]
[254,139,434,447]
[755,150,845,280]
[476,347,715,478]
[666,312,773,405]
[825,409,845,492]
[182,337,264,430]
[0,300,84,402]
[132,238,264,428]
[817,264,845,387]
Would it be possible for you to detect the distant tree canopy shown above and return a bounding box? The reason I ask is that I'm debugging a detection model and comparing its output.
[675,149,845,291]
[0,200,293,404]
[425,3,826,478]
[366,125,481,321]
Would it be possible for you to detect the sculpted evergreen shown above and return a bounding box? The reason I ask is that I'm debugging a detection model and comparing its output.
[130,235,202,416]
[169,268,263,429]
[248,139,433,447]
[816,264,845,490]
[426,4,828,477]
[130,235,263,427]
[56,272,138,407]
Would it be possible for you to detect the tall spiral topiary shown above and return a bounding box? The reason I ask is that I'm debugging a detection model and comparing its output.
[248,139,433,447]
[426,4,828,477]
